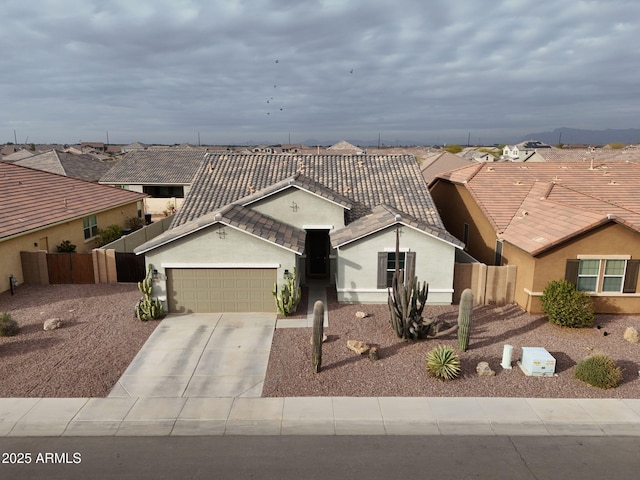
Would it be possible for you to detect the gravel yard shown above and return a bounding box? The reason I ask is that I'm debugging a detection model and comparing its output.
[1,283,639,399]
[263,288,640,399]
[0,284,158,397]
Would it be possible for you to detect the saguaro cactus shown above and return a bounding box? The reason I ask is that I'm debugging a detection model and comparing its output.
[311,300,324,373]
[457,288,474,351]
[387,227,429,340]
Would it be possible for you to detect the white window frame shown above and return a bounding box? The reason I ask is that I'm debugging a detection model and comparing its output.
[602,259,627,293]
[576,259,600,292]
[83,215,98,240]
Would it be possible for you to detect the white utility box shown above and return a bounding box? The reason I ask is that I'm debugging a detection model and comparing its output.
[519,347,556,376]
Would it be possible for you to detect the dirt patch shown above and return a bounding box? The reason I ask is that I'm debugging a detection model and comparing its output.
[263,288,640,398]
[0,284,158,397]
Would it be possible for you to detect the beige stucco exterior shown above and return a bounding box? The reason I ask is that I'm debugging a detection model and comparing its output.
[335,224,458,304]
[0,202,142,294]
[510,223,640,314]
[430,181,499,265]
[431,179,640,314]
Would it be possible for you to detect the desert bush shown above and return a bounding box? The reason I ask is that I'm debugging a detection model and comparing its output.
[541,279,594,328]
[426,345,460,380]
[0,312,19,337]
[125,216,145,231]
[56,240,76,253]
[95,224,123,247]
[574,354,622,389]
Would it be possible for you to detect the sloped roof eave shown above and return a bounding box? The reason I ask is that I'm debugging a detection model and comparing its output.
[331,221,463,250]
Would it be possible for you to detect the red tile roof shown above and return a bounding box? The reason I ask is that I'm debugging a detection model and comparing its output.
[0,161,147,240]
[436,161,640,255]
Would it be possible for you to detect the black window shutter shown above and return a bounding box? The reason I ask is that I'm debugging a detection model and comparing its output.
[623,260,640,293]
[377,252,387,289]
[565,259,579,286]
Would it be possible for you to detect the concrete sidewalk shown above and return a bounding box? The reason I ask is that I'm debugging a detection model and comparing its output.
[1,397,640,437]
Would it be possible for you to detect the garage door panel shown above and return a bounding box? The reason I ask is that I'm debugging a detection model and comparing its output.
[167,268,276,313]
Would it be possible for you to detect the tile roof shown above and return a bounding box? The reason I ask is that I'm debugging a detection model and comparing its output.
[0,161,147,240]
[134,203,306,255]
[173,154,443,230]
[99,149,206,185]
[330,204,463,249]
[236,173,353,210]
[420,151,474,185]
[436,161,640,254]
[13,149,115,182]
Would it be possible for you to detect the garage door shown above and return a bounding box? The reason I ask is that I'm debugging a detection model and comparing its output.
[166,268,277,313]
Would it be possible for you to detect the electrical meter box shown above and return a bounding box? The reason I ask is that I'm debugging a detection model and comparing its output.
[520,347,556,376]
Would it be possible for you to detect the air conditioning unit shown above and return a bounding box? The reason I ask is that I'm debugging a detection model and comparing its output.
[519,347,556,377]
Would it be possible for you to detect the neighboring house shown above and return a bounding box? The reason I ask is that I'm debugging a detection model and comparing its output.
[0,162,147,294]
[99,149,206,215]
[327,140,365,155]
[420,151,473,185]
[1,149,34,162]
[502,141,551,161]
[122,142,148,153]
[430,162,640,314]
[134,154,463,313]
[12,149,115,182]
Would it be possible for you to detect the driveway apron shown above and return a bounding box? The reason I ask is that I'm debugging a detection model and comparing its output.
[109,313,276,398]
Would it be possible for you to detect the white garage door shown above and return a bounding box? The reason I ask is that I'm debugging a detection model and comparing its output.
[166,268,277,313]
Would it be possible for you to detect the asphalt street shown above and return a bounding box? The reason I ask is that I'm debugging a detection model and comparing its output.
[1,436,639,480]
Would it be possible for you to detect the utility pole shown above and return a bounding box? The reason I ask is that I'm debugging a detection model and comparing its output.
[106,131,110,145]
[14,130,17,144]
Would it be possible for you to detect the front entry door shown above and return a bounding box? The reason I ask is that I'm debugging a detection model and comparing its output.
[306,230,329,278]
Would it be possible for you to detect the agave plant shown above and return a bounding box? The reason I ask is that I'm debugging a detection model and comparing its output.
[426,345,461,380]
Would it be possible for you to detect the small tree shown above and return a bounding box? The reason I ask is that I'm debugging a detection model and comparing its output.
[95,224,123,247]
[541,279,594,328]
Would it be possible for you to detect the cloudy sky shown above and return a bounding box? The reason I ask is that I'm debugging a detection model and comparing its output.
[2,0,639,146]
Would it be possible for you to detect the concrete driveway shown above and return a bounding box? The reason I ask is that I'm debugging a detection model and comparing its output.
[109,313,276,398]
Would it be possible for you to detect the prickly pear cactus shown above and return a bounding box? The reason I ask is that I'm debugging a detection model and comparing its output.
[311,301,324,373]
[135,265,165,321]
[457,288,474,351]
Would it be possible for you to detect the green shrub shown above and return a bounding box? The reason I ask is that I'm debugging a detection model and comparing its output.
[56,240,77,253]
[95,224,123,247]
[540,279,594,328]
[125,216,144,231]
[574,354,622,389]
[426,345,461,380]
[0,312,19,337]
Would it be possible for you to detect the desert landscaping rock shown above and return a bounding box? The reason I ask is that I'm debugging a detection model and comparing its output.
[43,318,63,331]
[355,311,369,318]
[624,326,640,344]
[263,289,640,399]
[346,339,370,355]
[476,361,495,376]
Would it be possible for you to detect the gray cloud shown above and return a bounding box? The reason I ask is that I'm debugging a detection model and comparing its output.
[2,0,639,145]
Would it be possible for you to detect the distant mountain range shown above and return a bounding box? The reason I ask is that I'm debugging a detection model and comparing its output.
[519,128,640,146]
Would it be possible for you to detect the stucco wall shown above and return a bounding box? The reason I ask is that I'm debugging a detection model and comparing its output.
[335,224,457,304]
[143,224,299,301]
[522,223,640,314]
[430,181,498,265]
[249,188,346,230]
[0,203,140,294]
